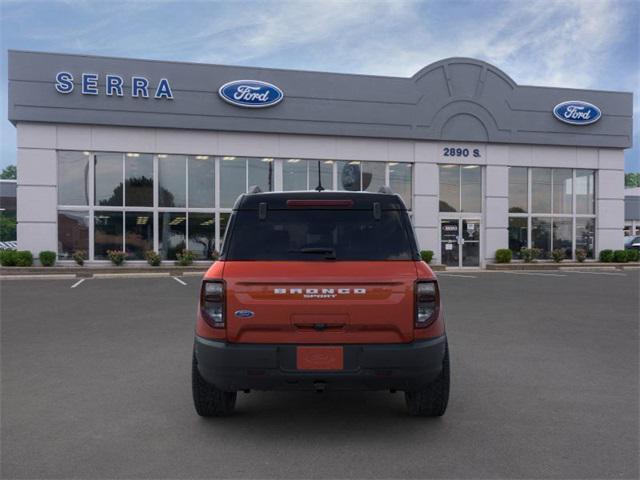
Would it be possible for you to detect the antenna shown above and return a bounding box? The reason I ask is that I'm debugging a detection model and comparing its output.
[314,160,325,192]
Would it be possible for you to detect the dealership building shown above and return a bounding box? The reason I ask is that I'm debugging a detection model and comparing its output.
[7,50,633,267]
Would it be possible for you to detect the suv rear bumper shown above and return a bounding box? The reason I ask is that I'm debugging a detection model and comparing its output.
[194,335,447,392]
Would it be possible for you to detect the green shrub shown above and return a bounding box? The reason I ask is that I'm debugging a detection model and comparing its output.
[144,250,161,266]
[551,249,565,263]
[420,250,434,264]
[626,249,639,262]
[175,249,195,266]
[107,250,127,266]
[0,249,18,266]
[211,250,220,261]
[15,250,34,267]
[613,250,628,263]
[520,248,533,263]
[575,249,587,263]
[495,249,512,263]
[599,249,614,262]
[39,250,56,267]
[73,250,87,266]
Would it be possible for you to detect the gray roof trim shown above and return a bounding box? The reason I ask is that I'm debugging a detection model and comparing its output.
[7,50,633,149]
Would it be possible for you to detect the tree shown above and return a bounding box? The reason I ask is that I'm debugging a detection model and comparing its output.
[625,173,640,188]
[1,165,16,179]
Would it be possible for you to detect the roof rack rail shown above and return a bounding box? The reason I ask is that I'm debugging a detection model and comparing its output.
[378,185,394,195]
[247,185,262,194]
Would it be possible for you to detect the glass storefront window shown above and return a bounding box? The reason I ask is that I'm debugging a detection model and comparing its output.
[508,167,528,213]
[552,169,572,214]
[338,161,361,191]
[248,158,274,193]
[439,165,459,212]
[508,217,527,258]
[188,213,216,259]
[310,160,333,191]
[362,161,386,192]
[158,155,186,208]
[531,217,551,259]
[461,165,481,212]
[94,211,123,259]
[576,218,595,258]
[95,153,123,206]
[220,157,246,208]
[389,163,412,209]
[283,159,308,191]
[552,217,573,258]
[159,212,186,260]
[576,170,595,214]
[124,153,153,207]
[58,151,90,205]
[125,212,153,260]
[220,212,231,248]
[531,168,552,213]
[189,156,215,208]
[58,210,89,259]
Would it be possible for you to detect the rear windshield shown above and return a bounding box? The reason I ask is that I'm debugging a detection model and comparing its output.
[224,209,417,261]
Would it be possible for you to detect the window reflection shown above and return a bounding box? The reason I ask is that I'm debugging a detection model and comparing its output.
[58,151,90,205]
[439,165,459,212]
[389,163,412,209]
[189,156,215,208]
[309,160,333,191]
[95,153,123,206]
[58,210,89,259]
[283,159,307,191]
[552,169,572,214]
[125,153,153,207]
[248,158,274,192]
[552,217,572,258]
[220,157,246,208]
[159,212,186,260]
[158,155,186,207]
[575,170,595,214]
[508,167,528,213]
[576,218,595,258]
[508,217,527,258]
[531,217,551,259]
[188,213,216,259]
[94,211,123,259]
[362,162,385,192]
[531,168,552,213]
[461,165,481,212]
[125,212,153,260]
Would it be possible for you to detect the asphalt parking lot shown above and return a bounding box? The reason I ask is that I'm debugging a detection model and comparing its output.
[1,270,638,479]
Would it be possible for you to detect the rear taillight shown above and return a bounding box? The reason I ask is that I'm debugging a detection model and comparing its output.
[201,280,225,328]
[415,280,439,328]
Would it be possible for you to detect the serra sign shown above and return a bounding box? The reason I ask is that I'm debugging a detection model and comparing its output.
[218,80,284,108]
[55,72,174,99]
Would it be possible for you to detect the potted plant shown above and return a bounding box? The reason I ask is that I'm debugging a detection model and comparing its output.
[72,250,87,266]
[575,248,587,263]
[551,249,565,263]
[107,250,127,266]
[175,249,195,266]
[144,250,161,266]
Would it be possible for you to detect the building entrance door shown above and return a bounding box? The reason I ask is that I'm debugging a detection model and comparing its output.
[440,218,481,267]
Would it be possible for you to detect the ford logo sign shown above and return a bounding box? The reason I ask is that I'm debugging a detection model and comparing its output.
[234,310,255,318]
[553,100,601,125]
[219,80,283,108]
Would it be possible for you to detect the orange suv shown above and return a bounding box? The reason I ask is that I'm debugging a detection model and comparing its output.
[192,189,449,416]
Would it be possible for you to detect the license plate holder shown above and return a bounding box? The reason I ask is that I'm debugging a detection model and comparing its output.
[296,346,344,371]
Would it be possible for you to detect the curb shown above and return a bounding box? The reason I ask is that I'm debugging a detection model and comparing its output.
[486,262,637,271]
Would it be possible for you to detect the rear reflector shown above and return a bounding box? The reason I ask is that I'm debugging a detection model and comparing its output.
[286,199,354,207]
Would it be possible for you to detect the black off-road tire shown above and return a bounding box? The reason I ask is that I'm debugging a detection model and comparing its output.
[192,353,237,417]
[405,342,450,417]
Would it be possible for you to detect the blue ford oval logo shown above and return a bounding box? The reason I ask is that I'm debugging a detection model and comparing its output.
[234,310,255,318]
[219,80,284,108]
[553,100,601,125]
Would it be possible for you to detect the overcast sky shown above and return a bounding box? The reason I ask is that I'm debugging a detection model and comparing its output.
[1,0,638,171]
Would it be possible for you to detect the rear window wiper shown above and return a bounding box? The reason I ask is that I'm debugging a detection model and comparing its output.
[290,247,337,259]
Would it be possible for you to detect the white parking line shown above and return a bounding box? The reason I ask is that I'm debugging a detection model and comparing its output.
[70,278,85,288]
[172,276,187,286]
[438,274,477,278]
[568,270,626,276]
[500,271,567,277]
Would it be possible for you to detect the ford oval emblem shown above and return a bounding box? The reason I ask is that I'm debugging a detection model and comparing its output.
[234,310,255,318]
[218,80,284,108]
[553,100,601,125]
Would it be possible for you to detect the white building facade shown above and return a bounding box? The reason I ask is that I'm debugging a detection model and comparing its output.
[8,51,633,267]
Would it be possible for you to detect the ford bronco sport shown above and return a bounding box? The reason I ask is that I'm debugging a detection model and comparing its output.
[192,189,449,417]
